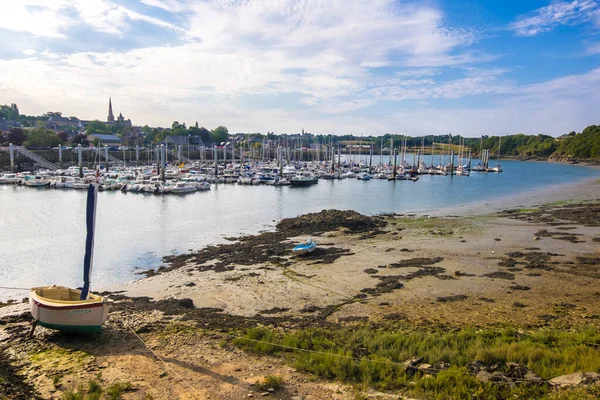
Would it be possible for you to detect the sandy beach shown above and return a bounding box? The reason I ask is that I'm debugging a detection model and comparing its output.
[1,177,599,399]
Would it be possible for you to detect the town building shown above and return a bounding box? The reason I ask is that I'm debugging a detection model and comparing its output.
[106,98,132,128]
[88,133,122,146]
[0,118,21,132]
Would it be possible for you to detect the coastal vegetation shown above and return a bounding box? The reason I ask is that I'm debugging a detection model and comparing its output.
[234,325,600,399]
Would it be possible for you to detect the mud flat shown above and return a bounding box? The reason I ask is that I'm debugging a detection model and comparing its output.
[2,180,600,399]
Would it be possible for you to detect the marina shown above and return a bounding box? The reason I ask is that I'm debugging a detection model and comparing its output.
[0,159,598,301]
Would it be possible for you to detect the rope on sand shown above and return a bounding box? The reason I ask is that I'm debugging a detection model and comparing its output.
[113,310,203,400]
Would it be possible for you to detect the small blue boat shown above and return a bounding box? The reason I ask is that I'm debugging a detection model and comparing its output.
[292,238,317,255]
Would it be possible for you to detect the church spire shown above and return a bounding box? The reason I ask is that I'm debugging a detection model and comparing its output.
[107,97,115,123]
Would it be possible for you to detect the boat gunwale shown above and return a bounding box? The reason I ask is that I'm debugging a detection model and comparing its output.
[30,286,105,307]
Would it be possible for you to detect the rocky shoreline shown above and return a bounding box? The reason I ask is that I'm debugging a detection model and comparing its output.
[2,198,600,399]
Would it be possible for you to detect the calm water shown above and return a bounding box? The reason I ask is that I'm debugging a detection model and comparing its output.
[0,160,598,300]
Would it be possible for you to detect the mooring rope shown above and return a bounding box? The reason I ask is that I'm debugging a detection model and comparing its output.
[0,286,30,291]
[112,310,203,400]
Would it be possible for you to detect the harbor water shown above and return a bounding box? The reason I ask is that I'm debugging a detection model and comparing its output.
[0,160,598,300]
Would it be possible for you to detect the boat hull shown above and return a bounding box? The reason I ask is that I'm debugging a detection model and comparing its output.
[292,242,317,255]
[290,179,318,187]
[29,286,110,332]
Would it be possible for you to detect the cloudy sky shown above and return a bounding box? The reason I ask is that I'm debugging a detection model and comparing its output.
[0,0,599,136]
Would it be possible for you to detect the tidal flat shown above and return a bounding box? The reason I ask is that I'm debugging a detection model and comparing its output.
[2,189,600,399]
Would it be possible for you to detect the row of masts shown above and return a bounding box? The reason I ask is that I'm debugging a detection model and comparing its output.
[6,134,502,176]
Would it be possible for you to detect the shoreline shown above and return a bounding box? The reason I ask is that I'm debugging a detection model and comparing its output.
[421,176,600,217]
[2,180,600,399]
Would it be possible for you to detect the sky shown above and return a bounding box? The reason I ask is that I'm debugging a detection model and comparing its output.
[0,0,599,136]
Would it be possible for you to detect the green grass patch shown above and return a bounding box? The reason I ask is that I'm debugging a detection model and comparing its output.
[517,208,539,213]
[255,375,284,391]
[233,326,600,399]
[60,380,131,400]
[391,216,480,236]
[106,382,132,400]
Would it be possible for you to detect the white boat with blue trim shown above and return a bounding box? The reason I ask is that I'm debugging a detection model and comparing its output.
[292,238,318,255]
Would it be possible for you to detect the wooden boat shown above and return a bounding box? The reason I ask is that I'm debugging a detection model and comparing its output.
[292,238,317,255]
[29,286,110,332]
[29,181,110,335]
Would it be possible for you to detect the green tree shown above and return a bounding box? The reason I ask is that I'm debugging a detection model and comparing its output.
[71,134,90,146]
[8,128,27,145]
[0,104,19,121]
[211,126,229,143]
[24,129,63,148]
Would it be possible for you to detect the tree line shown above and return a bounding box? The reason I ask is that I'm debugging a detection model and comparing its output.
[469,125,600,159]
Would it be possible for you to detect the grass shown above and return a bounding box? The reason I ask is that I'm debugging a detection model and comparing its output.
[106,382,132,400]
[517,208,539,213]
[255,375,284,391]
[390,216,480,236]
[60,380,131,400]
[233,326,600,399]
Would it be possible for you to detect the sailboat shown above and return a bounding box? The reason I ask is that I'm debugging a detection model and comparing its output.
[29,182,110,334]
[487,136,503,173]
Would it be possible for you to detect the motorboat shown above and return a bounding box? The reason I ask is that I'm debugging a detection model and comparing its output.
[0,173,21,184]
[21,175,49,187]
[290,172,318,187]
[356,172,371,180]
[171,181,197,194]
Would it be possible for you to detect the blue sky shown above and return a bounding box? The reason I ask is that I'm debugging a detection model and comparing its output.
[0,0,599,136]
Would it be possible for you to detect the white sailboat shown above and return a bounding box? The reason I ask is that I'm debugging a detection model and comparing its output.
[29,181,110,334]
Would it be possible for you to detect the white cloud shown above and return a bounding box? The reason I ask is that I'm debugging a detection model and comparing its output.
[510,0,599,36]
[0,0,179,38]
[139,0,187,13]
[1,2,70,38]
[2,0,597,136]
[395,69,441,77]
[368,67,511,101]
[583,41,600,55]
[0,0,481,117]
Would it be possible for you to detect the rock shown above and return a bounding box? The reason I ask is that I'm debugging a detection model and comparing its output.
[417,363,432,371]
[268,388,275,392]
[476,371,493,383]
[247,394,253,398]
[99,362,109,369]
[403,356,423,368]
[183,282,196,287]
[525,370,543,384]
[260,392,270,396]
[403,356,423,376]
[159,371,167,378]
[178,298,195,308]
[505,362,529,379]
[549,372,600,387]
[467,361,486,373]
[433,361,450,371]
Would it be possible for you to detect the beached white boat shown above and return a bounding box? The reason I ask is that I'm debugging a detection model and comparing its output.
[29,286,110,333]
[29,182,110,334]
